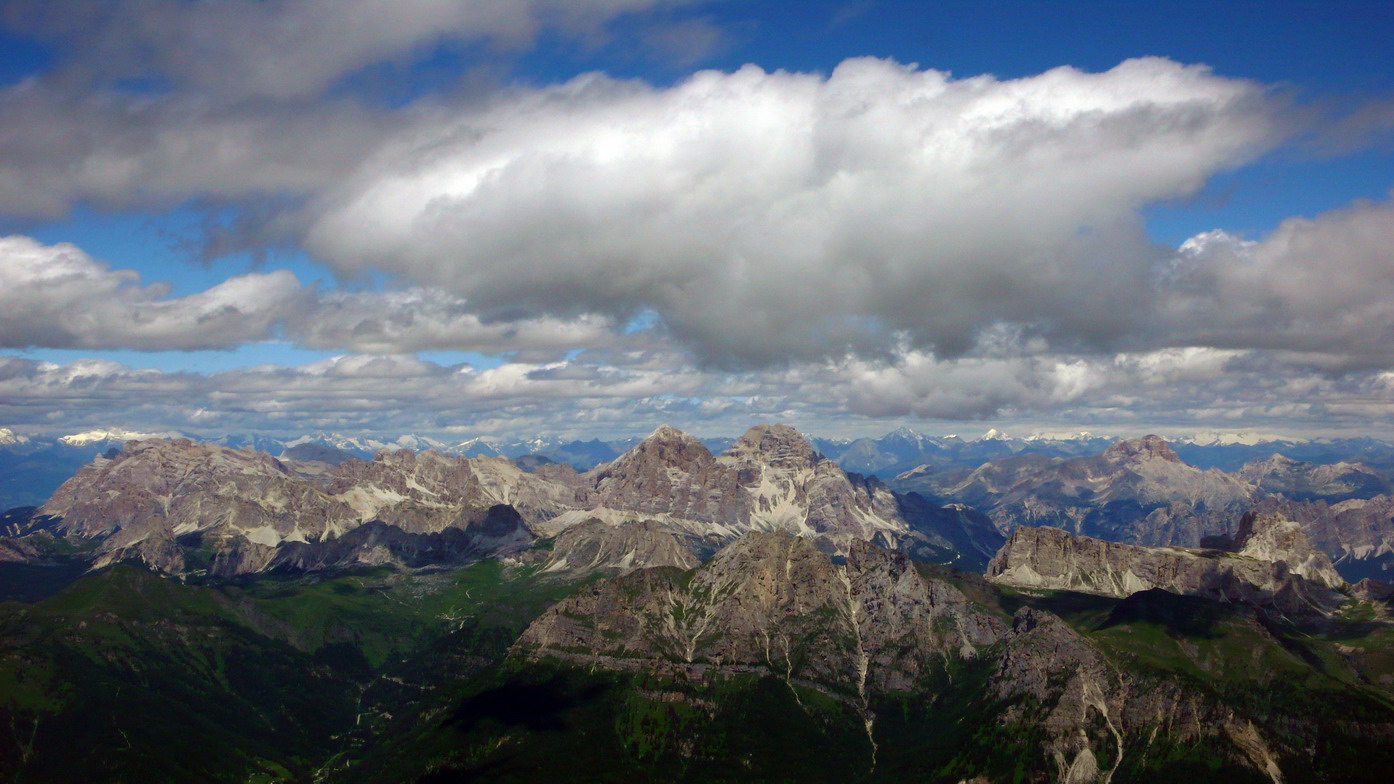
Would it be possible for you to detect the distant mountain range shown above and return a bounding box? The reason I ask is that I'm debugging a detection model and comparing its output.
[7,423,1394,510]
[892,434,1394,581]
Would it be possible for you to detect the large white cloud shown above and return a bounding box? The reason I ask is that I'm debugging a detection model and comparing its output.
[305,56,1284,365]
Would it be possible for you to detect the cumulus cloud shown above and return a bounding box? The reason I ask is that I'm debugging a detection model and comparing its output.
[1158,196,1394,366]
[0,235,303,350]
[839,350,1104,420]
[0,234,643,355]
[305,57,1284,365]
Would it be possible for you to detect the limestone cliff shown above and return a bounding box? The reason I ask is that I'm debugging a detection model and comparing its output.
[985,518,1345,615]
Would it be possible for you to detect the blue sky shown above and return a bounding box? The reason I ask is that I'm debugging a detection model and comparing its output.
[1,0,1392,440]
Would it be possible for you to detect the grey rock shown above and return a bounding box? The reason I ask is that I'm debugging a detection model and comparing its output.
[985,521,1345,615]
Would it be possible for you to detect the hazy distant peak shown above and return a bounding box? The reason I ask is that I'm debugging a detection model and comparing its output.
[1103,434,1181,464]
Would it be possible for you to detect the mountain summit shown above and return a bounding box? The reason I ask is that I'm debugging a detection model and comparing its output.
[1102,434,1182,464]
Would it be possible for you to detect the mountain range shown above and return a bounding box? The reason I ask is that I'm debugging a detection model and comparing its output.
[892,434,1394,581]
[8,424,1002,582]
[2,422,1394,781]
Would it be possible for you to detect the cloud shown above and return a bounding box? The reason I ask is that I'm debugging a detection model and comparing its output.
[305,57,1284,366]
[0,352,717,436]
[284,287,620,355]
[0,234,639,356]
[0,82,392,217]
[5,0,706,100]
[839,350,1104,420]
[0,0,710,217]
[0,235,303,349]
[6,345,1394,440]
[1159,196,1394,366]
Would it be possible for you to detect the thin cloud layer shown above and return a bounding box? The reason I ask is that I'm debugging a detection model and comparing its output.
[5,0,702,100]
[4,344,1392,439]
[307,57,1283,365]
[285,288,620,356]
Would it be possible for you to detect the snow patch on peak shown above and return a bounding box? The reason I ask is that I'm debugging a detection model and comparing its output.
[1181,430,1297,447]
[59,428,181,446]
[0,427,30,446]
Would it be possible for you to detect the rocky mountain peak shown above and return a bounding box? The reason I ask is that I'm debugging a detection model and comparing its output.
[599,424,714,475]
[1231,511,1345,588]
[1102,434,1181,464]
[726,424,818,469]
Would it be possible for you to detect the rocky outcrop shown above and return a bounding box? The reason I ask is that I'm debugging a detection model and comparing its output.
[536,519,700,578]
[514,531,1375,782]
[586,425,744,526]
[40,439,569,575]
[985,521,1346,615]
[1245,495,1394,582]
[516,532,1006,696]
[1230,511,1344,588]
[544,424,1001,562]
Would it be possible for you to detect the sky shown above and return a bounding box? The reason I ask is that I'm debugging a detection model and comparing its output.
[1,0,1393,442]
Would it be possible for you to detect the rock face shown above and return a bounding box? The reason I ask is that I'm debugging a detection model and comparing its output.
[985,519,1345,614]
[567,423,1002,564]
[1245,494,1394,582]
[1229,511,1345,588]
[512,532,1381,782]
[30,424,1002,576]
[42,439,570,575]
[516,532,1005,696]
[536,519,700,578]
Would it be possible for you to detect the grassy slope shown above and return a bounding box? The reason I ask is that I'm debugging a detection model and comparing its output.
[5,554,1394,783]
[0,561,586,783]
